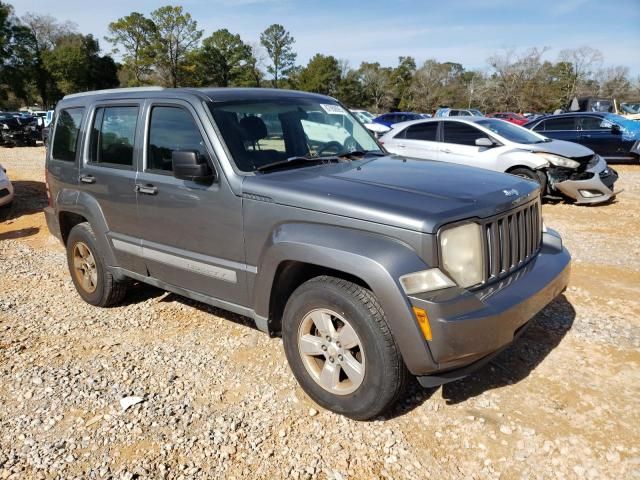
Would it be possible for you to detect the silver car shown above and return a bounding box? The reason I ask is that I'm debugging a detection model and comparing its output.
[0,165,14,207]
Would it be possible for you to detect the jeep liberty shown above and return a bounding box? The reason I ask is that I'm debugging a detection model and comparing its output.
[44,87,571,419]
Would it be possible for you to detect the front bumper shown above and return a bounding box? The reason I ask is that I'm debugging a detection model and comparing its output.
[552,156,619,205]
[409,229,570,385]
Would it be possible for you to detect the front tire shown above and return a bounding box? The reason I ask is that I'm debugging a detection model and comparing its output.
[282,276,409,420]
[510,167,547,194]
[66,222,127,307]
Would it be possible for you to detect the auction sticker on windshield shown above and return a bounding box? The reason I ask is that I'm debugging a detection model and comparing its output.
[320,104,347,114]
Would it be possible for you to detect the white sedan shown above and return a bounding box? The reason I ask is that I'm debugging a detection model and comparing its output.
[0,164,14,207]
[379,117,619,205]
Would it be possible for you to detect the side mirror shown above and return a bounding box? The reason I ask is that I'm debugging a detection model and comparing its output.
[611,124,622,134]
[475,137,494,148]
[172,150,215,183]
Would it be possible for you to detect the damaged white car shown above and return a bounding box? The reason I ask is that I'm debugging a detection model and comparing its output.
[380,117,619,205]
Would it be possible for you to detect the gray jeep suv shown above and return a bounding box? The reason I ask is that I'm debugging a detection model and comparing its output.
[44,87,571,419]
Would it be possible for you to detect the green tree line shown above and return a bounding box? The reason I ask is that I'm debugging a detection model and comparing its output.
[1,1,638,112]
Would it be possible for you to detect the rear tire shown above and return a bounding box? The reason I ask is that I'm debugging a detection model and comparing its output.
[66,222,128,307]
[282,275,409,420]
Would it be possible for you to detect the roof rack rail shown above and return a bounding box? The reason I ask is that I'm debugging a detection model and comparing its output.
[63,86,165,100]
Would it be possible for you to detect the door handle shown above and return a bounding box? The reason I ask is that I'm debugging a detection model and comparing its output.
[441,148,451,153]
[580,134,592,138]
[135,184,158,195]
[397,143,406,148]
[79,174,96,184]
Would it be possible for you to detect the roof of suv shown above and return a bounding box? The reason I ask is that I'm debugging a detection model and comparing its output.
[61,87,334,104]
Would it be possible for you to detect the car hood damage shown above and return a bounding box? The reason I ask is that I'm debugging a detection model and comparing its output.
[515,139,595,165]
[243,156,539,233]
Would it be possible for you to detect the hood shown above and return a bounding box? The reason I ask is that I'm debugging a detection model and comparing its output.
[364,123,390,133]
[243,156,539,233]
[516,139,594,162]
[616,117,640,137]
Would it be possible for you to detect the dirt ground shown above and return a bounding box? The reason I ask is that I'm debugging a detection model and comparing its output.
[1,146,639,479]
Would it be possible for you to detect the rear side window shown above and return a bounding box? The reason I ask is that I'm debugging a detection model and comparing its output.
[88,106,139,166]
[531,121,545,132]
[52,108,84,162]
[543,117,577,131]
[442,122,486,146]
[579,116,611,130]
[147,106,207,172]
[404,122,438,141]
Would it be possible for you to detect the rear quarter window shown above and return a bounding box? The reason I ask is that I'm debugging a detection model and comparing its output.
[52,108,85,162]
[404,122,438,141]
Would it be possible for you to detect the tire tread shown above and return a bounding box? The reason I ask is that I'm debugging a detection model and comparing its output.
[67,222,127,307]
[285,275,409,419]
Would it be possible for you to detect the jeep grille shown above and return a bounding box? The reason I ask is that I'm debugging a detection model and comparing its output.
[483,198,542,283]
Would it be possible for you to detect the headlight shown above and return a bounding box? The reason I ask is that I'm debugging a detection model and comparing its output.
[2,124,9,130]
[535,152,580,169]
[440,223,484,288]
[399,269,455,295]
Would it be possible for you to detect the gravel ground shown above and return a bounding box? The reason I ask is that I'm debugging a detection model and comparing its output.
[1,146,639,480]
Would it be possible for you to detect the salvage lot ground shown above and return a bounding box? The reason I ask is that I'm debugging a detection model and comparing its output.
[1,146,639,479]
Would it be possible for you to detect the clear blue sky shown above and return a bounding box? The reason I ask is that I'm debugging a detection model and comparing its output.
[10,0,640,75]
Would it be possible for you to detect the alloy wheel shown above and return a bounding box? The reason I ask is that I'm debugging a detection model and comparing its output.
[72,241,98,293]
[297,308,365,395]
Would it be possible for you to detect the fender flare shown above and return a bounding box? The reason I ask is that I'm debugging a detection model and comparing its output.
[253,223,438,373]
[56,190,120,274]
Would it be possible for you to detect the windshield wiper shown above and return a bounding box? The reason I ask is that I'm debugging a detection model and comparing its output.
[256,155,340,173]
[334,149,386,158]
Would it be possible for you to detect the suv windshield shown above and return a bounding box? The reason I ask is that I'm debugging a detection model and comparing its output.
[476,118,546,144]
[209,98,382,172]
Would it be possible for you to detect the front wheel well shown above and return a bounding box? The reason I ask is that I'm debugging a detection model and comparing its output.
[505,165,536,174]
[505,165,548,194]
[59,211,88,246]
[267,261,371,337]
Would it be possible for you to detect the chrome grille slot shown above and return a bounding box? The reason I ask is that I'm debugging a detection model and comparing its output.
[482,199,541,284]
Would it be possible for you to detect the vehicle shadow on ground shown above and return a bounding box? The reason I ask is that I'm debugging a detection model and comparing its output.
[442,294,575,405]
[0,180,48,223]
[0,226,39,240]
[160,292,262,331]
[383,294,575,418]
[117,282,168,307]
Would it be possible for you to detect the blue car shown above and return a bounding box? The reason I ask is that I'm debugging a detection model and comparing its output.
[524,112,640,163]
[373,112,428,127]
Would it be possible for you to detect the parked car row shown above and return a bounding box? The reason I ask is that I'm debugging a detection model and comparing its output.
[486,112,529,126]
[0,111,47,147]
[380,116,619,205]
